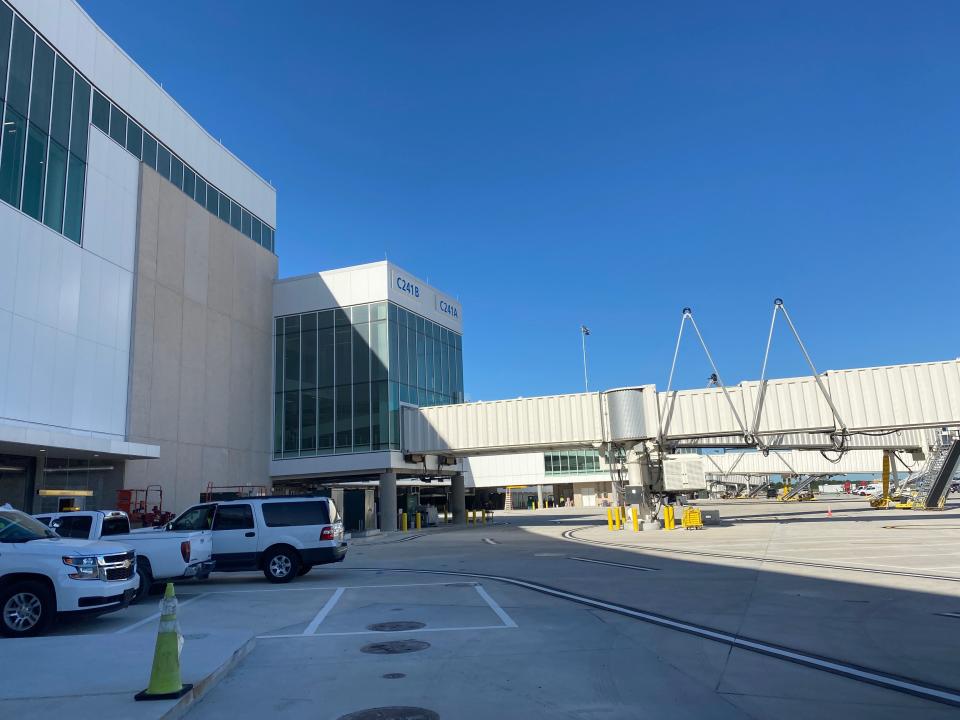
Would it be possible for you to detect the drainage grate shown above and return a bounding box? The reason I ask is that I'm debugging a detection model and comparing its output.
[367,621,426,632]
[360,640,430,655]
[337,708,438,720]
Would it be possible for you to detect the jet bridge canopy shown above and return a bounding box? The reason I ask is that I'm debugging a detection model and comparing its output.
[403,359,960,456]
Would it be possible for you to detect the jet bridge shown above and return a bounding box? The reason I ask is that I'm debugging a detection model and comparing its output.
[404,359,960,527]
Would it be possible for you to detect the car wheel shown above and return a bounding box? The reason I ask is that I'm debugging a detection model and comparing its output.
[263,547,300,583]
[297,564,313,577]
[0,580,55,637]
[134,559,154,603]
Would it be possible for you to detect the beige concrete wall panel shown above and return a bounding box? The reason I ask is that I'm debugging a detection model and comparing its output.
[137,167,160,281]
[156,185,186,293]
[207,219,235,317]
[176,443,204,510]
[203,308,231,447]
[147,284,183,442]
[183,204,210,305]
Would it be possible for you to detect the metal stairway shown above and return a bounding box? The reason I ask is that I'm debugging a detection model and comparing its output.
[780,476,815,501]
[748,481,770,498]
[911,437,959,510]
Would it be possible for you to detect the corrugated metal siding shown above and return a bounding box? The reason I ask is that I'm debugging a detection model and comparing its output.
[403,360,960,455]
[403,393,605,455]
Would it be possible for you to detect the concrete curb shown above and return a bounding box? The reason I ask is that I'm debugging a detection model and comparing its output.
[160,636,257,720]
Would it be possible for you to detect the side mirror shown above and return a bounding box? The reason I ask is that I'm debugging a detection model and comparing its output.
[49,519,62,530]
[165,522,173,531]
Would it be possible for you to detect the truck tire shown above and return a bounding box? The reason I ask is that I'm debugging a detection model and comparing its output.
[0,580,56,637]
[263,547,300,583]
[134,558,154,603]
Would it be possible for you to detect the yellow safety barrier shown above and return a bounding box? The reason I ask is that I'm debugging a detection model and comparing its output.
[631,506,639,532]
[401,513,408,532]
[135,583,191,701]
[606,507,614,530]
[681,507,704,530]
[415,512,422,530]
[663,505,675,531]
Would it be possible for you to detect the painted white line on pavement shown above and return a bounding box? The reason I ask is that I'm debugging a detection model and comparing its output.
[303,587,345,635]
[475,584,518,628]
[569,556,658,572]
[482,538,498,545]
[260,625,514,639]
[113,593,209,634]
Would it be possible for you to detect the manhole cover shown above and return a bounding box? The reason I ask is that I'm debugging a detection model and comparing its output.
[337,708,438,720]
[361,640,430,655]
[382,673,406,679]
[367,621,426,632]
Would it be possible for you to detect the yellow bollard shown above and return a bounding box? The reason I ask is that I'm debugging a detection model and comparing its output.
[401,513,408,532]
[415,512,422,530]
[136,583,191,700]
[632,506,639,532]
[481,509,486,524]
[663,506,675,531]
[606,507,614,530]
[470,509,476,525]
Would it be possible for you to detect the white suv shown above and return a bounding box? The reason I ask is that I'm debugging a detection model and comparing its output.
[168,497,346,583]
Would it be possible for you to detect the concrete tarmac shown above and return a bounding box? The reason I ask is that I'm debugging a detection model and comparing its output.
[180,497,960,720]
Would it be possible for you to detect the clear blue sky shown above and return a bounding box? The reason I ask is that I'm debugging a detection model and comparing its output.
[82,1,960,402]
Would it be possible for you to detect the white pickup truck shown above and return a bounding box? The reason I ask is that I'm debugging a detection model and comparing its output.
[35,510,214,602]
[0,507,138,637]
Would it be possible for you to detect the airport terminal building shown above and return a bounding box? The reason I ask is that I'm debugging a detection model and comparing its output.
[0,0,277,515]
[0,0,612,526]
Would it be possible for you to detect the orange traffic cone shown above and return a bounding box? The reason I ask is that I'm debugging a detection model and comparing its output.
[826,506,833,518]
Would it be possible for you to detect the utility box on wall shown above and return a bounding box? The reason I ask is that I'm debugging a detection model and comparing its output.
[659,455,706,492]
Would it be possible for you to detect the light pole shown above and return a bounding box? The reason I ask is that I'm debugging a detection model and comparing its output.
[580,325,590,392]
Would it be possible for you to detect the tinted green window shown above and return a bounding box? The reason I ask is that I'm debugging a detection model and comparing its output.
[156,143,170,179]
[50,57,72,146]
[7,18,33,115]
[183,166,195,198]
[334,312,351,386]
[335,385,352,450]
[43,139,67,232]
[141,133,157,169]
[108,103,125,145]
[63,153,85,244]
[28,39,54,133]
[125,118,142,158]
[69,75,89,159]
[21,124,47,219]
[241,208,251,237]
[284,316,300,391]
[273,392,283,457]
[91,90,109,134]
[0,3,12,101]
[205,184,218,214]
[317,386,334,452]
[283,389,299,454]
[318,317,334,387]
[194,176,206,206]
[353,382,371,450]
[251,216,262,245]
[217,193,229,222]
[0,105,26,206]
[170,155,183,189]
[300,389,316,452]
[229,199,241,231]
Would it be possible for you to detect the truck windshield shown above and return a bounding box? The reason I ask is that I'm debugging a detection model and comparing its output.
[169,504,217,531]
[0,510,58,542]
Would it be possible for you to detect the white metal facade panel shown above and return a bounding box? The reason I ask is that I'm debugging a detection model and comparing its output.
[662,454,706,491]
[702,449,919,476]
[12,0,276,226]
[0,131,136,439]
[826,362,960,432]
[403,393,604,455]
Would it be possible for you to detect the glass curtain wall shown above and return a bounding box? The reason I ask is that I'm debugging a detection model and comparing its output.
[544,450,603,475]
[274,301,464,459]
[0,0,275,251]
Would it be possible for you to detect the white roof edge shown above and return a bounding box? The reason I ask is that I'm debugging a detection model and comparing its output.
[65,0,275,197]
